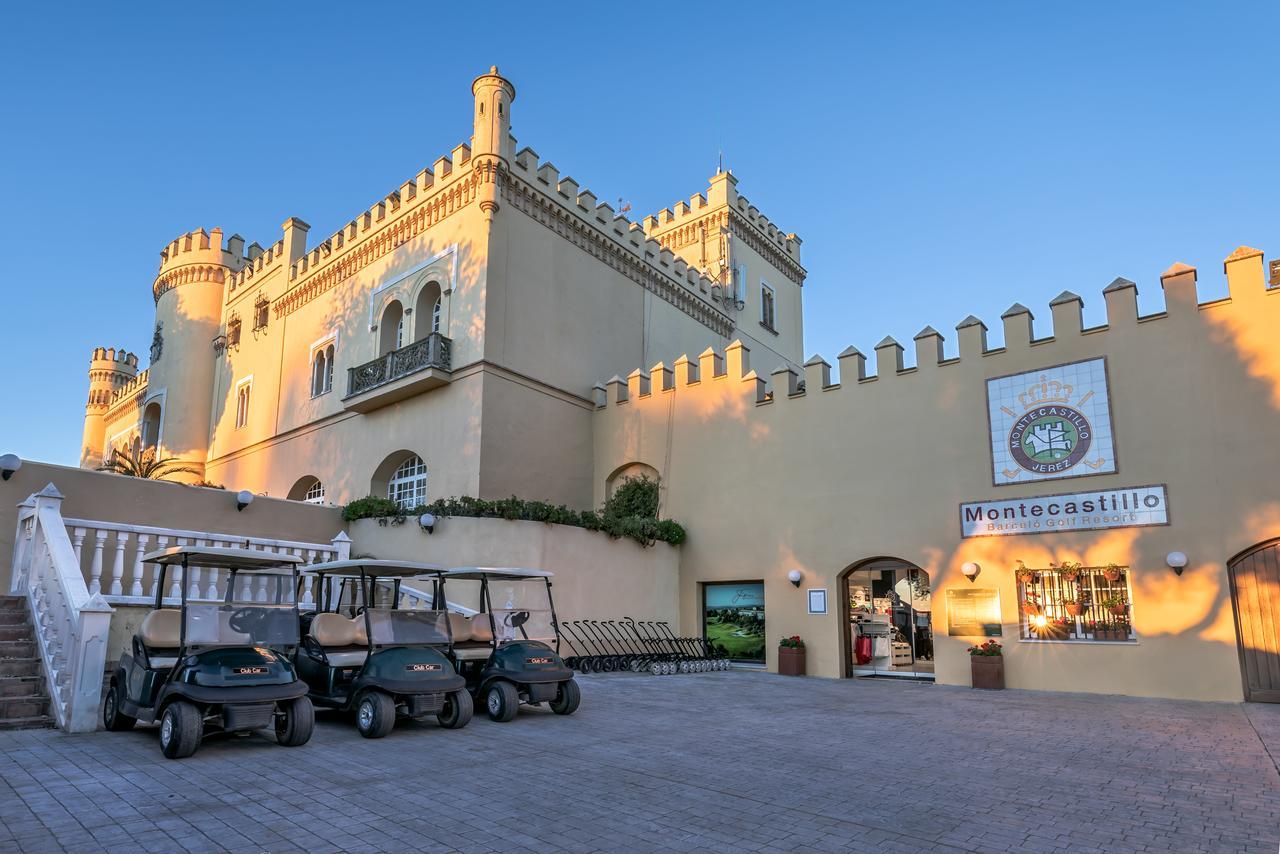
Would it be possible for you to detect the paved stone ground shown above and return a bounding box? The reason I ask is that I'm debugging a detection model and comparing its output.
[0,672,1277,853]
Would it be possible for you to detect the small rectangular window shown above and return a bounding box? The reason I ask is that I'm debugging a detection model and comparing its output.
[760,283,776,332]
[253,294,270,334]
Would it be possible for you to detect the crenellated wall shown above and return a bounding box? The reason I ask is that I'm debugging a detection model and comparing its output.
[591,248,1280,701]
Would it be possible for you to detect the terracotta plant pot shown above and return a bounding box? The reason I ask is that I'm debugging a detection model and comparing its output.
[778,647,806,676]
[1065,602,1086,617]
[1103,568,1123,582]
[970,655,1005,689]
[1108,604,1128,616]
[1060,570,1081,584]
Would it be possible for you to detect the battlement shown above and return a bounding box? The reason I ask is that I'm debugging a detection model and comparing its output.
[89,347,139,368]
[593,246,1277,412]
[106,368,149,411]
[153,227,248,303]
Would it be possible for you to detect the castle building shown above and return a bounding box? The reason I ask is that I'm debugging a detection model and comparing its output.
[77,69,1280,704]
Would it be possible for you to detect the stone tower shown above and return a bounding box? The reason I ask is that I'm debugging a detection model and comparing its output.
[471,65,516,221]
[79,347,139,467]
[145,227,245,478]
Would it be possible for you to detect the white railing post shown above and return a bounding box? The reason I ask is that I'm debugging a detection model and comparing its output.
[67,597,112,733]
[130,533,148,597]
[332,531,352,561]
[88,529,107,595]
[9,497,36,594]
[109,530,126,597]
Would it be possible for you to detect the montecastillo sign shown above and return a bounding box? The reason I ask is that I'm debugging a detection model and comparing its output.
[960,484,1169,538]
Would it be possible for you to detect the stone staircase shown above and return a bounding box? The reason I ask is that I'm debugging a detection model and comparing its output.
[0,595,52,730]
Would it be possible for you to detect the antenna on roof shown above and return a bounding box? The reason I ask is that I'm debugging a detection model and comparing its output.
[617,197,631,215]
[717,149,725,175]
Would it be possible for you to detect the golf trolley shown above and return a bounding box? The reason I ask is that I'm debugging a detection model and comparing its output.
[103,547,313,759]
[561,617,730,675]
[440,567,580,722]
[295,560,472,738]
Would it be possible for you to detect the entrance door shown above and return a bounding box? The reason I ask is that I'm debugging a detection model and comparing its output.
[845,559,934,679]
[1229,541,1280,703]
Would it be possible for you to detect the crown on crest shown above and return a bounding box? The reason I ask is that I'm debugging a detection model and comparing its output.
[1018,375,1073,410]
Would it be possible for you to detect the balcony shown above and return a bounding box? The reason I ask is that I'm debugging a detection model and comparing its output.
[343,333,452,413]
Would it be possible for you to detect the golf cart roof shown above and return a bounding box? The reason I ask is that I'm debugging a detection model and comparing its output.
[140,546,304,571]
[444,566,553,580]
[302,559,446,579]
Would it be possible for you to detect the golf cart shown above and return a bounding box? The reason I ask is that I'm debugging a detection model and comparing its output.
[441,567,580,722]
[296,560,472,738]
[103,547,313,759]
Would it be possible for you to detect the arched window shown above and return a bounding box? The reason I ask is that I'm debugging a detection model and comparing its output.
[303,480,326,504]
[234,379,251,429]
[413,282,443,341]
[387,455,428,509]
[379,301,404,356]
[311,343,334,397]
[140,401,162,450]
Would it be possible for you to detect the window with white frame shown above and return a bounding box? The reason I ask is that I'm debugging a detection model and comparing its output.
[303,480,326,504]
[760,282,776,332]
[432,296,442,333]
[311,342,335,397]
[387,455,428,509]
[234,379,251,429]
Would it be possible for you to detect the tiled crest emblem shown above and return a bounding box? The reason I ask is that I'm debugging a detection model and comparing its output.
[986,357,1117,485]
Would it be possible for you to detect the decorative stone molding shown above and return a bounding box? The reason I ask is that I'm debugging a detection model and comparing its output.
[152,263,227,303]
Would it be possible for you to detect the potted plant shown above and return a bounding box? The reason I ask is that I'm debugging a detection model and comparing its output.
[1021,590,1043,617]
[968,640,1004,689]
[778,635,806,676]
[1014,561,1037,584]
[1103,563,1124,583]
[1102,594,1128,616]
[1063,591,1089,618]
[1053,560,1083,584]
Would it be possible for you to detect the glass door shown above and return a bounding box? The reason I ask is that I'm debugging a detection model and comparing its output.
[848,561,933,678]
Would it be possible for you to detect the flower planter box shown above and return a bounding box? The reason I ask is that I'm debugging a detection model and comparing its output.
[778,647,806,676]
[970,656,1005,689]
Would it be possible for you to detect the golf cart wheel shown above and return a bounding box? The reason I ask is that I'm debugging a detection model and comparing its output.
[484,681,519,723]
[356,691,396,739]
[549,679,581,716]
[159,700,201,760]
[102,683,136,732]
[276,696,314,747]
[437,689,473,730]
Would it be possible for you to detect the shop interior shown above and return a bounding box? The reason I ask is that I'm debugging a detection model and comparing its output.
[845,560,934,679]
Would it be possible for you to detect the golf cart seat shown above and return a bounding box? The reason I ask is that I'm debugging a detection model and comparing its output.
[451,615,494,660]
[310,613,368,666]
[137,608,182,667]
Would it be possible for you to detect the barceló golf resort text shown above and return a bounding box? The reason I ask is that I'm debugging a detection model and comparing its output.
[959,485,1170,538]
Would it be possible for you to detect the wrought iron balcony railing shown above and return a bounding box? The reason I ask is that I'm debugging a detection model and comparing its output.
[346,333,452,398]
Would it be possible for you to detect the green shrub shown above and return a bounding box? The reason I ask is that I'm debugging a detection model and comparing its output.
[341,481,686,547]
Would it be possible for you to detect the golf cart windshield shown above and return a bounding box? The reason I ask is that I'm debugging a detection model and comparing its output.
[184,571,298,647]
[488,577,556,644]
[366,609,451,646]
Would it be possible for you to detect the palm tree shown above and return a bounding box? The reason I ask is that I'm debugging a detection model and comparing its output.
[98,445,201,481]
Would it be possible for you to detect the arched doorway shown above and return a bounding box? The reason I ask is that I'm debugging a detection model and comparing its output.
[839,558,934,680]
[1228,539,1280,703]
[378,300,404,356]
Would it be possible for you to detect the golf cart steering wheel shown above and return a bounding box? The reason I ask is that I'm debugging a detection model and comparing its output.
[354,605,368,616]
[505,611,530,628]
[227,607,265,634]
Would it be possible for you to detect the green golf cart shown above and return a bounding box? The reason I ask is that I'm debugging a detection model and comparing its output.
[441,567,580,722]
[102,546,313,759]
[296,560,472,738]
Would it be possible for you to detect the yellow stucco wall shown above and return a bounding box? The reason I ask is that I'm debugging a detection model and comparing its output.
[592,254,1280,702]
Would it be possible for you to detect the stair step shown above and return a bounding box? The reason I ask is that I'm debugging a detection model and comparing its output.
[0,626,32,642]
[0,715,53,731]
[0,641,34,658]
[0,659,42,677]
[0,695,48,719]
[0,676,45,698]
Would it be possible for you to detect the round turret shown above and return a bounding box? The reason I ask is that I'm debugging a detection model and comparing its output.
[80,347,139,467]
[471,65,515,161]
[145,227,246,478]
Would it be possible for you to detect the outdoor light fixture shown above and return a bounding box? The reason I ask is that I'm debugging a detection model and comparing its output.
[0,454,20,481]
[961,562,981,583]
[418,512,436,534]
[1166,551,1189,576]
[787,569,802,587]
[236,490,255,512]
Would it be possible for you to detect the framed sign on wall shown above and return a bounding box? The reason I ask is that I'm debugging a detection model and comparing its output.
[807,588,827,614]
[987,357,1117,487]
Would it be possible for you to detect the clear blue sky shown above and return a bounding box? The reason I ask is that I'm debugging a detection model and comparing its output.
[3,3,1278,467]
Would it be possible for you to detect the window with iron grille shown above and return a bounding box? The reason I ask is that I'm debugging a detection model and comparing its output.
[253,294,270,333]
[387,455,428,510]
[1016,562,1135,642]
[227,314,242,350]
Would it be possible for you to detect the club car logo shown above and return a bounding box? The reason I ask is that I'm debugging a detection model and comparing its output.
[986,358,1117,485]
[405,663,441,672]
[526,657,553,665]
[1008,404,1091,474]
[233,666,268,675]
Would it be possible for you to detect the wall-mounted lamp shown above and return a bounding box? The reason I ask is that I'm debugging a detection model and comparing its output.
[1166,551,1188,576]
[236,489,255,512]
[419,512,436,534]
[787,569,802,588]
[0,454,20,481]
[961,562,981,583]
